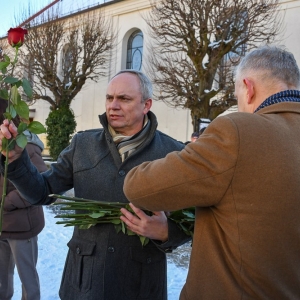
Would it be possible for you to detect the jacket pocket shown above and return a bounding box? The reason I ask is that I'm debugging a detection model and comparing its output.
[64,237,96,293]
[3,209,30,232]
[124,246,166,299]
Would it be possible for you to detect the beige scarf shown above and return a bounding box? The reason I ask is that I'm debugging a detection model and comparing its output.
[108,115,150,162]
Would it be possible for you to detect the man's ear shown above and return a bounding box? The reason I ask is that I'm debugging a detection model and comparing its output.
[243,78,254,104]
[143,98,152,114]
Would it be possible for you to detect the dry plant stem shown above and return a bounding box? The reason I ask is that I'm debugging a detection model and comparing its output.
[0,47,18,235]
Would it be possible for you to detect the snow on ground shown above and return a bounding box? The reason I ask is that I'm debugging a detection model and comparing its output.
[12,206,190,300]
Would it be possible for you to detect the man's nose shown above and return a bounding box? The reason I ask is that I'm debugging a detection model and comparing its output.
[109,98,120,109]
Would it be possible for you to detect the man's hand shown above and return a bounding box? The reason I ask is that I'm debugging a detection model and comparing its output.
[0,119,23,162]
[120,203,169,242]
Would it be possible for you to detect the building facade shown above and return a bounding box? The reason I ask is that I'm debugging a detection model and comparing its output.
[11,0,300,152]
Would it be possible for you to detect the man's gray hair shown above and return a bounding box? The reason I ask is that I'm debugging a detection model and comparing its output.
[235,46,300,89]
[111,69,153,101]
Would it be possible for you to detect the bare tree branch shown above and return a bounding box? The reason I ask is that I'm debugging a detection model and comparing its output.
[18,6,115,110]
[144,0,282,125]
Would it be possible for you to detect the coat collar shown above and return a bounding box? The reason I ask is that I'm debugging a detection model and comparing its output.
[97,111,159,166]
[256,102,300,115]
[255,90,300,113]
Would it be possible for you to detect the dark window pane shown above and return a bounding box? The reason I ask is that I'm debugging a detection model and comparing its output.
[127,30,143,70]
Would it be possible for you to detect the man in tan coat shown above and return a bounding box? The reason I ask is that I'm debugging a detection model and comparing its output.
[123,46,300,299]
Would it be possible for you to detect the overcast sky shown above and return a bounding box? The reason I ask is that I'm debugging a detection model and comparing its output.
[0,0,49,36]
[0,0,108,37]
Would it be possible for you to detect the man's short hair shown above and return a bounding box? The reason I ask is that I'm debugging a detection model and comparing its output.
[235,46,300,89]
[111,69,153,101]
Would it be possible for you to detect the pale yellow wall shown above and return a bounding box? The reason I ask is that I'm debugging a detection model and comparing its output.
[278,0,300,65]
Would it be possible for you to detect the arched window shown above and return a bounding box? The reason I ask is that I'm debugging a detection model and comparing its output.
[62,45,72,85]
[23,55,35,104]
[24,55,34,87]
[126,30,143,70]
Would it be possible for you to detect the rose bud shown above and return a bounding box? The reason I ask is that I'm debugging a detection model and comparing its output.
[7,27,28,48]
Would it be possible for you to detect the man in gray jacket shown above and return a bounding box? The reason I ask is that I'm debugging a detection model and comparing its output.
[0,70,190,300]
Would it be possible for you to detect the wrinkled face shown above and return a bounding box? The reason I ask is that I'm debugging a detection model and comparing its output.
[106,73,152,136]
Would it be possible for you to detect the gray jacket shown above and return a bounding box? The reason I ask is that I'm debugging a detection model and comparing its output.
[2,112,190,300]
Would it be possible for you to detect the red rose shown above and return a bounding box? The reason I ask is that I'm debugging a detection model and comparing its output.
[7,27,28,48]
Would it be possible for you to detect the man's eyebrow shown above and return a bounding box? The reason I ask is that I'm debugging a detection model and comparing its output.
[106,93,131,98]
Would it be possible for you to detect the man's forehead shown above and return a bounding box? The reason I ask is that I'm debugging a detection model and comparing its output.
[107,74,141,94]
[110,72,138,82]
[106,84,138,94]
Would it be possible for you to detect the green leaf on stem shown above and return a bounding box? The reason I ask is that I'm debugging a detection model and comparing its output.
[7,105,16,119]
[4,76,20,84]
[1,138,8,151]
[121,220,126,234]
[3,54,10,63]
[79,224,94,229]
[27,121,46,134]
[89,212,105,218]
[127,229,136,236]
[115,224,121,233]
[1,138,18,154]
[139,236,149,246]
[16,81,22,88]
[110,219,121,225]
[11,85,21,105]
[0,62,10,72]
[22,78,33,98]
[182,210,195,218]
[16,133,28,148]
[17,122,28,134]
[3,112,11,121]
[0,90,8,100]
[15,101,29,119]
[7,139,16,151]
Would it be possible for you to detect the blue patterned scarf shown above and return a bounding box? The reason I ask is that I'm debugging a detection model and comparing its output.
[254,90,300,113]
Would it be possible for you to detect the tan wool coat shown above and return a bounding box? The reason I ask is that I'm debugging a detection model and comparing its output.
[124,102,300,300]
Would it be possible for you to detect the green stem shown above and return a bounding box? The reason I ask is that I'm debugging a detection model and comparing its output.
[13,47,19,65]
[0,143,9,235]
[7,46,18,105]
[0,46,19,235]
[51,194,127,208]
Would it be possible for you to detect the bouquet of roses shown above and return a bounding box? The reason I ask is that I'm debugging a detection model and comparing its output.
[51,193,195,246]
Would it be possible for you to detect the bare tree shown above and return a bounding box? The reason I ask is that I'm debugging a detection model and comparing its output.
[144,0,282,128]
[15,5,115,159]
[19,7,114,110]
